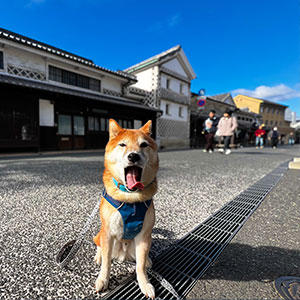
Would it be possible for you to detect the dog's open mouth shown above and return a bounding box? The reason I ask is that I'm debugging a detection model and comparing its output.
[125,166,144,191]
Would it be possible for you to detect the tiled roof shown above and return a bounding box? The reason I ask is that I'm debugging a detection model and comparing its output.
[208,92,232,103]
[0,27,136,81]
[259,98,288,107]
[124,45,181,73]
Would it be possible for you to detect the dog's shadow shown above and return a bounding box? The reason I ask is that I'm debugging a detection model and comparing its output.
[150,227,178,258]
[152,227,176,238]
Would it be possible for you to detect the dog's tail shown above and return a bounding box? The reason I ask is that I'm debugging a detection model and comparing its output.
[93,231,101,247]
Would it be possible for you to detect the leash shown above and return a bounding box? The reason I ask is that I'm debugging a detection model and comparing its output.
[147,268,181,299]
[56,196,102,268]
[56,195,180,299]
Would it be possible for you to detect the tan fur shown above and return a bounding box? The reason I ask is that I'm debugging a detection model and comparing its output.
[93,119,158,299]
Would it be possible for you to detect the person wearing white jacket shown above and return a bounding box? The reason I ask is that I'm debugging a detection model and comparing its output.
[217,110,238,155]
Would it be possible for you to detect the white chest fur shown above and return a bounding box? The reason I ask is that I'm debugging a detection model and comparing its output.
[109,211,124,240]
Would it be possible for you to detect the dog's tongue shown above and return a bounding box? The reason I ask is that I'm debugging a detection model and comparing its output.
[126,167,144,190]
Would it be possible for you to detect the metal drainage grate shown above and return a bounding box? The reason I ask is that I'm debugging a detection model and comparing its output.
[103,162,289,300]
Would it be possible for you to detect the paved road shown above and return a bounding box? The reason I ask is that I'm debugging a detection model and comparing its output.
[0,146,299,299]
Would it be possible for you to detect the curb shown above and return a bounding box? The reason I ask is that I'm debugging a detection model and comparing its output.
[289,161,300,170]
[289,160,300,170]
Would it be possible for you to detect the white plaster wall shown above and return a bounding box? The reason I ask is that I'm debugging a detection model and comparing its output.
[162,58,188,78]
[4,45,124,94]
[5,46,46,73]
[131,68,153,91]
[169,78,179,93]
[182,83,189,95]
[160,74,189,96]
[161,74,167,89]
[101,76,122,93]
[2,41,132,97]
[160,99,188,121]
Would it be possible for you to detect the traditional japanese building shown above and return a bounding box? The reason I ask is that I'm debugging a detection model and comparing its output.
[124,45,196,149]
[0,28,160,152]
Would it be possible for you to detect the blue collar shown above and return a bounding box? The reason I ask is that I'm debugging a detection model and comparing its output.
[112,177,156,193]
[112,177,128,192]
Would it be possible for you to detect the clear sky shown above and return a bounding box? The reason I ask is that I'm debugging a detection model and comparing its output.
[1,0,299,117]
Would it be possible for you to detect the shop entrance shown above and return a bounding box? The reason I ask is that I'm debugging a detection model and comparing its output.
[57,114,85,150]
[0,97,38,150]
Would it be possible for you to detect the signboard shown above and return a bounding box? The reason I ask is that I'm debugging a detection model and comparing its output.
[198,88,206,96]
[197,96,206,108]
[196,88,206,110]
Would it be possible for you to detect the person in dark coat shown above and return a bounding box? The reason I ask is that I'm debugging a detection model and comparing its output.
[268,127,279,149]
[202,110,219,153]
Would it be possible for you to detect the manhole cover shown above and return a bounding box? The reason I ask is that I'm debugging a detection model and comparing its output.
[275,276,300,300]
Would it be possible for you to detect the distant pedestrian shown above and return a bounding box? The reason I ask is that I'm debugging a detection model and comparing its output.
[254,124,266,149]
[217,110,238,155]
[288,132,295,145]
[268,127,279,149]
[202,110,219,153]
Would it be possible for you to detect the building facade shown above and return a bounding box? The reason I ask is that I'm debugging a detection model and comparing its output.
[233,94,293,137]
[0,28,159,152]
[125,46,196,149]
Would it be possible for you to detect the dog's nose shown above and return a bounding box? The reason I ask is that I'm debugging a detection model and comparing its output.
[128,152,140,163]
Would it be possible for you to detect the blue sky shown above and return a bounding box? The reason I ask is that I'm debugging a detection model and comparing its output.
[1,0,299,117]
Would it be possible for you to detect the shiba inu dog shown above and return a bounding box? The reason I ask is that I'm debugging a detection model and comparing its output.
[93,119,159,299]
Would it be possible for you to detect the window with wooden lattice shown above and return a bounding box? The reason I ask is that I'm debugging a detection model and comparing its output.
[49,65,101,92]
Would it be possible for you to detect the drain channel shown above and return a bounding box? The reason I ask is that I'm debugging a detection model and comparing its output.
[102,162,289,300]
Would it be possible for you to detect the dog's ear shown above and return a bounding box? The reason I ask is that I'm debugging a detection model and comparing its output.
[109,119,122,140]
[140,120,152,136]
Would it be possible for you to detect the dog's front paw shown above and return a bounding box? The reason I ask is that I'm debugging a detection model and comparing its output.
[139,282,155,299]
[95,276,108,292]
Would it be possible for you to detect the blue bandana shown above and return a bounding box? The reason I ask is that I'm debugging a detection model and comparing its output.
[102,190,152,240]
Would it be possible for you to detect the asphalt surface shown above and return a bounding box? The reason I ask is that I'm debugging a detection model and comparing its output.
[0,145,299,299]
[187,168,300,300]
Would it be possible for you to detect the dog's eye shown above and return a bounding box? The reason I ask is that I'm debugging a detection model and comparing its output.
[119,143,126,147]
[140,142,149,148]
